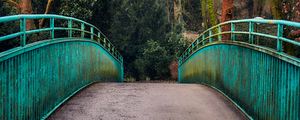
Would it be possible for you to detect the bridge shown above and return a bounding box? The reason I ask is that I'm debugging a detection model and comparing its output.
[0,15,299,120]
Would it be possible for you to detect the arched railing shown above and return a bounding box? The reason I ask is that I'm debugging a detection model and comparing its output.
[179,18,300,65]
[0,14,123,63]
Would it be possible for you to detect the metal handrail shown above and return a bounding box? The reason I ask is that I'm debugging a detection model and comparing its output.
[178,18,300,65]
[0,14,123,64]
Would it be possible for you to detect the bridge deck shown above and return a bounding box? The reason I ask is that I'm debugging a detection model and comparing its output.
[48,83,246,120]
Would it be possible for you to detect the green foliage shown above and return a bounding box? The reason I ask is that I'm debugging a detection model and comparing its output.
[181,0,202,31]
[107,0,186,80]
[207,0,218,27]
[59,0,98,21]
[0,0,188,80]
[141,40,169,79]
[0,1,19,52]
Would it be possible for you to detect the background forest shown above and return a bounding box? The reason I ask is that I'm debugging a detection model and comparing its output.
[0,0,300,81]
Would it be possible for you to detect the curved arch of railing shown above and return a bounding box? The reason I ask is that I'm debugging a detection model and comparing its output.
[0,15,123,119]
[0,14,123,63]
[178,19,300,119]
[179,18,300,65]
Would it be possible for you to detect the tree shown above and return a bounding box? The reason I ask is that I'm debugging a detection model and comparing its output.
[221,0,234,40]
[108,0,186,80]
[173,0,183,23]
[201,0,208,29]
[4,0,54,30]
[200,0,218,33]
[207,0,218,27]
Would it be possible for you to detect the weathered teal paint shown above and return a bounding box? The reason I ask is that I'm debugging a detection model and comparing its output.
[0,15,124,119]
[178,18,300,119]
[178,42,300,119]
[0,14,123,63]
[179,18,300,65]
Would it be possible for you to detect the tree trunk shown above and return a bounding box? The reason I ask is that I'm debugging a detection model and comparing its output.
[207,0,218,27]
[173,0,183,23]
[247,0,254,18]
[19,0,34,30]
[201,0,208,30]
[270,0,283,19]
[282,0,300,56]
[221,0,234,40]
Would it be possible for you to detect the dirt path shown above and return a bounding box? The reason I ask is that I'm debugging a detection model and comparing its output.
[48,83,246,120]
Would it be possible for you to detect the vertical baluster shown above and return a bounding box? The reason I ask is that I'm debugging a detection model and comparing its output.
[68,19,72,38]
[202,34,205,45]
[218,26,222,41]
[50,18,55,39]
[103,38,106,47]
[90,27,94,40]
[97,32,101,43]
[81,23,85,38]
[209,30,213,43]
[277,24,283,52]
[196,39,199,48]
[108,43,111,52]
[192,43,195,52]
[20,18,26,46]
[231,23,236,41]
[249,22,254,44]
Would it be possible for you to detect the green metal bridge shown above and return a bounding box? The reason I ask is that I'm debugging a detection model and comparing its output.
[0,15,299,120]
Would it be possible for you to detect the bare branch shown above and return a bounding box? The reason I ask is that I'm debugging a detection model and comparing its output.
[5,0,20,9]
[39,0,54,28]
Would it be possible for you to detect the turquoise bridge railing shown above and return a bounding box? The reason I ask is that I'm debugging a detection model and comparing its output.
[0,14,123,63]
[0,15,123,119]
[178,18,300,119]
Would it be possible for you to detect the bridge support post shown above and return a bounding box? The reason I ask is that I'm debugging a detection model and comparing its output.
[20,18,26,46]
[277,24,283,52]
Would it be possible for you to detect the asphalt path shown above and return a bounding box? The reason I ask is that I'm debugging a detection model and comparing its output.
[48,83,246,120]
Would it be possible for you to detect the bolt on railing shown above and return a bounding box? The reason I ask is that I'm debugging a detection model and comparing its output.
[178,18,300,65]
